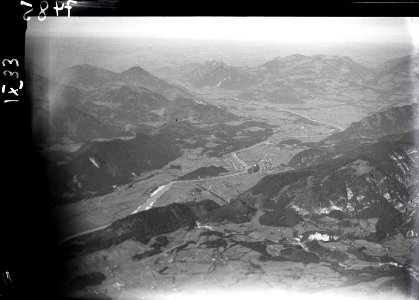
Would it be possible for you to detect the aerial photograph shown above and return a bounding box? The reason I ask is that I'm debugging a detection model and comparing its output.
[25,17,419,299]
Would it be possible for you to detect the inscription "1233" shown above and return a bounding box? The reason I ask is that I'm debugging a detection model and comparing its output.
[2,59,23,103]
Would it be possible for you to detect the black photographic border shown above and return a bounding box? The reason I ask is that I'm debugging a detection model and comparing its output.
[1,1,419,298]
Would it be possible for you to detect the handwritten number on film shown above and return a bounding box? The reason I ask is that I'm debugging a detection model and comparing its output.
[21,0,77,21]
[2,59,22,103]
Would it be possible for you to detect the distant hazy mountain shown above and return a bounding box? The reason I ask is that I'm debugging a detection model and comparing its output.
[186,60,257,90]
[91,85,169,110]
[179,54,384,104]
[40,65,242,142]
[54,64,119,90]
[239,54,377,103]
[86,84,167,125]
[256,54,375,80]
[120,66,193,99]
[178,54,418,108]
[28,72,126,144]
[155,62,201,80]
[56,64,193,100]
[30,65,207,144]
[35,64,247,144]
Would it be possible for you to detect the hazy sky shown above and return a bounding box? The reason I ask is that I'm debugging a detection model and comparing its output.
[28,17,418,44]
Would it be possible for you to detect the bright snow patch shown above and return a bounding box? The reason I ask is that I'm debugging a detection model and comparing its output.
[291,205,309,216]
[72,175,82,188]
[308,232,338,242]
[308,232,331,242]
[89,157,100,168]
[149,185,166,197]
[131,185,167,214]
[317,207,331,214]
[194,99,207,105]
[196,221,213,231]
[346,188,353,200]
[356,194,365,202]
[330,204,344,211]
[144,202,155,210]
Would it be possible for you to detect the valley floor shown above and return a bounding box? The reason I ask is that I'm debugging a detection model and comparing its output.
[54,131,327,241]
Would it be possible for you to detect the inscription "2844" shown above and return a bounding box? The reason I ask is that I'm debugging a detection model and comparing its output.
[20,0,77,21]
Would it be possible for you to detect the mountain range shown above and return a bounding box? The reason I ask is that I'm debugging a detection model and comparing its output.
[64,102,419,248]
[55,64,193,100]
[31,53,419,145]
[29,72,128,144]
[30,64,240,144]
[180,54,418,107]
[210,104,418,242]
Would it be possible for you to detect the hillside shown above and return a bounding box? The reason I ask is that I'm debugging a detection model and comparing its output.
[29,72,127,144]
[48,132,182,203]
[289,103,419,168]
[327,103,419,142]
[120,66,193,99]
[49,106,128,143]
[63,200,220,258]
[178,166,229,181]
[246,132,417,220]
[163,97,240,124]
[218,104,419,243]
[157,120,274,157]
[369,54,419,97]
